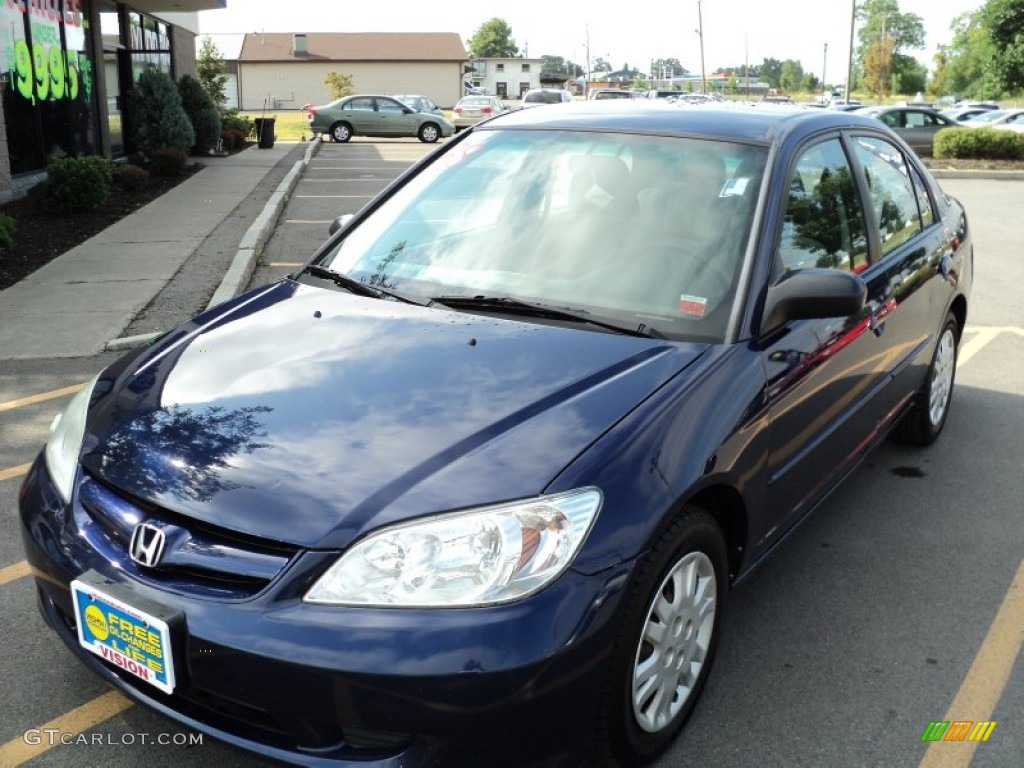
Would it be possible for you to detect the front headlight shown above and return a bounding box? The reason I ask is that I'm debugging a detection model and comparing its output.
[44,375,98,504]
[305,488,602,607]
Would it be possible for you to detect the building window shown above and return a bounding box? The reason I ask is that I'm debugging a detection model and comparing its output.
[1,0,98,175]
[496,63,505,72]
[522,63,530,72]
[128,12,172,78]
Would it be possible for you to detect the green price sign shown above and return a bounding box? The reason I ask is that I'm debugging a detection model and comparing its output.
[14,39,80,104]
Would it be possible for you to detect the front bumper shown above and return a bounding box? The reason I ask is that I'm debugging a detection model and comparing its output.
[19,456,633,767]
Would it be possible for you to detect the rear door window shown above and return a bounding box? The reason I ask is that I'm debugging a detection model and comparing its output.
[851,136,926,257]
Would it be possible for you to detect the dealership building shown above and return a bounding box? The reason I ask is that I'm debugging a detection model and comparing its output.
[1,0,223,204]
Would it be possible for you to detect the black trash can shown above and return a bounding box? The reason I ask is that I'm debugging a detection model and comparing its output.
[254,118,276,149]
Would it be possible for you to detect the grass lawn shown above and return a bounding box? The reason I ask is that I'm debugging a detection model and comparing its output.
[240,108,461,141]
[240,110,315,141]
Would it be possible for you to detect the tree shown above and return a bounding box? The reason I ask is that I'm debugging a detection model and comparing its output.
[196,36,228,109]
[324,72,354,100]
[759,58,783,88]
[893,54,927,94]
[178,74,222,155]
[979,0,1024,93]
[863,36,896,98]
[651,58,687,80]
[132,68,194,155]
[800,73,820,92]
[936,11,1001,99]
[855,0,926,96]
[592,57,612,73]
[779,59,805,91]
[468,18,519,58]
[541,55,582,77]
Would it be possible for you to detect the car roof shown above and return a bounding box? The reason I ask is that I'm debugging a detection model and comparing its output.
[481,101,887,146]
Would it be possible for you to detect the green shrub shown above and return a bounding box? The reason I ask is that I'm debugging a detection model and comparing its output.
[221,109,255,139]
[934,127,1024,160]
[132,68,195,155]
[116,164,150,192]
[0,212,15,252]
[46,156,117,211]
[178,74,222,155]
[149,147,188,177]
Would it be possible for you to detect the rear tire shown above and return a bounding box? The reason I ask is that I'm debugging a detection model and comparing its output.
[330,122,352,143]
[597,506,727,765]
[893,311,959,446]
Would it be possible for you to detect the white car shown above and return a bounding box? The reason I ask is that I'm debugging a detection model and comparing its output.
[962,108,1024,128]
[452,95,510,130]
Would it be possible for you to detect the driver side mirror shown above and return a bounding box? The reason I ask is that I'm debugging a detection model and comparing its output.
[760,268,867,336]
[329,213,354,236]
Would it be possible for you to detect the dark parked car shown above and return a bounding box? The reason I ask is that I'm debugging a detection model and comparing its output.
[520,87,573,106]
[21,103,971,768]
[853,105,961,155]
[588,88,642,100]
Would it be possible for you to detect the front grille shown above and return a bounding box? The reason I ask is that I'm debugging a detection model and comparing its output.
[75,473,298,599]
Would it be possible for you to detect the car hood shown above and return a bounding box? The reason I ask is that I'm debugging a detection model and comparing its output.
[82,281,706,549]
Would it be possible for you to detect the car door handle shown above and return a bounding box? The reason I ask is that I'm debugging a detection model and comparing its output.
[869,299,897,337]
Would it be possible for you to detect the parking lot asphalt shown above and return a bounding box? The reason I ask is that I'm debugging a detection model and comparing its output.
[0,140,1021,767]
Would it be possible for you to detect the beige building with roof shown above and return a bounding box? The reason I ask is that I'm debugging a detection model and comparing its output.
[235,32,468,111]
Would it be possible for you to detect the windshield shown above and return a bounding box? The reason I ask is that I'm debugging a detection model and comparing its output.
[965,109,1006,123]
[524,91,564,103]
[318,130,767,342]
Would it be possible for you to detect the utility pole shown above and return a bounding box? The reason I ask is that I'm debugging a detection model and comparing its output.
[697,1,707,94]
[822,42,828,101]
[585,24,591,95]
[745,34,750,99]
[846,0,856,102]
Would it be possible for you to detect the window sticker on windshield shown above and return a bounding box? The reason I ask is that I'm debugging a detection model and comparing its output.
[721,177,750,197]
[678,294,708,317]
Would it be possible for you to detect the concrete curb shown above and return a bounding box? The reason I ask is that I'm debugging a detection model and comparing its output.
[929,169,1024,180]
[106,332,161,351]
[104,139,322,353]
[206,138,322,310]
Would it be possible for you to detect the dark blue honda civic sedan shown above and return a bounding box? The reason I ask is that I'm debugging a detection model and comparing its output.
[20,101,971,767]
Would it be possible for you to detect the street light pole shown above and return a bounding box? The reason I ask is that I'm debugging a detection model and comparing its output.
[697,0,707,94]
[846,0,856,102]
[822,42,828,100]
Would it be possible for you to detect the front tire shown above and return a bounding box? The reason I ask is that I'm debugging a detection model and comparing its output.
[893,311,959,445]
[329,122,352,143]
[597,507,727,765]
[418,123,441,143]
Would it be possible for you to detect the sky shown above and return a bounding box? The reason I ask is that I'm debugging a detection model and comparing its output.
[197,1,983,84]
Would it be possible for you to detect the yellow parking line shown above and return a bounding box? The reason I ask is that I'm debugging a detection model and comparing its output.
[957,327,1001,371]
[0,383,83,413]
[919,558,1024,768]
[0,689,133,765]
[0,561,30,587]
[0,462,31,483]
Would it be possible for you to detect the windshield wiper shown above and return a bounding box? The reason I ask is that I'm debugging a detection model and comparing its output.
[429,295,665,338]
[299,264,428,305]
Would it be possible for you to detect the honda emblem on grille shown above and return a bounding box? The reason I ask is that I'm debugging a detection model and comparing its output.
[129,523,166,568]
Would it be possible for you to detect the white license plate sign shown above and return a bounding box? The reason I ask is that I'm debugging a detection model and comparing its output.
[71,580,176,694]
